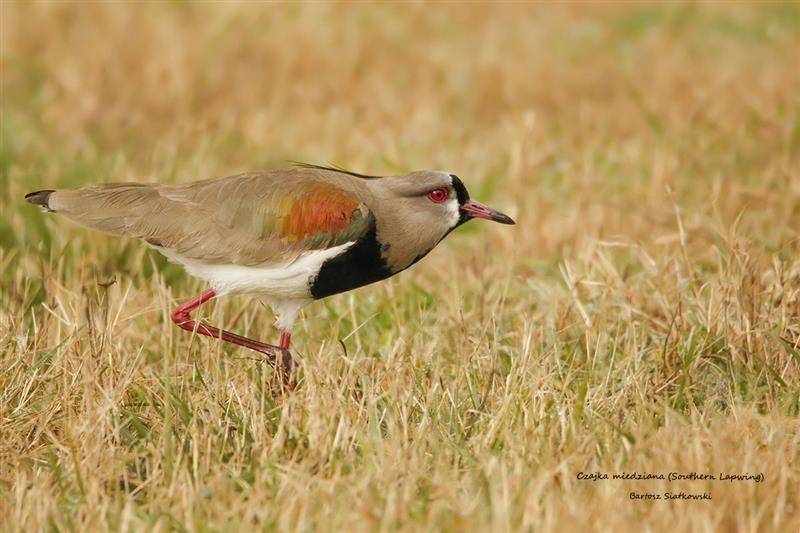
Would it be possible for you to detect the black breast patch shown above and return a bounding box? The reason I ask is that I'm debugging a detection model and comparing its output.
[310,216,392,299]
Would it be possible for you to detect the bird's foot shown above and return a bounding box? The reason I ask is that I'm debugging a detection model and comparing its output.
[247,344,295,383]
[277,347,295,388]
[268,348,295,395]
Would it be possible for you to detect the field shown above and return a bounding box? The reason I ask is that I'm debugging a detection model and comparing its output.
[1,2,799,531]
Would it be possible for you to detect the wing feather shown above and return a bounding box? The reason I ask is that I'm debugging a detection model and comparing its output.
[45,169,375,267]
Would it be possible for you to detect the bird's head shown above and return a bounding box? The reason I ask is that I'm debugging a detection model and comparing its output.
[372,170,515,272]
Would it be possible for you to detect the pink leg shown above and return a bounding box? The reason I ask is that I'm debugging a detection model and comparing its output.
[279,330,291,350]
[170,289,292,374]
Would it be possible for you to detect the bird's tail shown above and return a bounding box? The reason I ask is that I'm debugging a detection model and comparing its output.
[25,190,56,211]
[24,183,159,237]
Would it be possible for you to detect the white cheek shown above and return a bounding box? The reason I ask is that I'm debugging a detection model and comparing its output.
[446,198,460,227]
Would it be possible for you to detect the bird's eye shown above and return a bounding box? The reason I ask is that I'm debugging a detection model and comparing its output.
[427,188,448,203]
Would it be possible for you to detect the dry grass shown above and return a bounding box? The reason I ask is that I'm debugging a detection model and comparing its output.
[2,1,800,531]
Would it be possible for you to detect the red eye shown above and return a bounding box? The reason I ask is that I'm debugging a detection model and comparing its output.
[427,188,448,203]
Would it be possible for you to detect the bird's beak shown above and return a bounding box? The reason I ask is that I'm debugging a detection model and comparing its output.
[461,199,515,225]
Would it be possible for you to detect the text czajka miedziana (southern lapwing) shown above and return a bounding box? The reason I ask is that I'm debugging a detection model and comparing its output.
[26,164,515,384]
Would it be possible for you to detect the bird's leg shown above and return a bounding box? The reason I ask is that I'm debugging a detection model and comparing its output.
[278,330,293,370]
[170,288,281,354]
[170,289,293,376]
[279,330,291,349]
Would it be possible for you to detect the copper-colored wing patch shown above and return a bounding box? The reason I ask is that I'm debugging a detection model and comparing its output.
[281,186,362,241]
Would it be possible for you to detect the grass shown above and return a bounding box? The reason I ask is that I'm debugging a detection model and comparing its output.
[1,1,799,531]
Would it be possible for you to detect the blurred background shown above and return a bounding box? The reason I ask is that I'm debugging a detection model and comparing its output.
[4,1,797,255]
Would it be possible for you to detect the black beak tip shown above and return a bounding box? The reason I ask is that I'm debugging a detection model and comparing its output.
[495,213,515,225]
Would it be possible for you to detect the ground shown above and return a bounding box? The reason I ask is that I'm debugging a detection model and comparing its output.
[1,2,799,531]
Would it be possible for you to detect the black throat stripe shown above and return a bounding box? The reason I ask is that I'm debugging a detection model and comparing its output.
[449,174,470,205]
[310,218,392,300]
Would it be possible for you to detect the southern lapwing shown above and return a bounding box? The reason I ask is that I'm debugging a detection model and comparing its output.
[25,164,514,376]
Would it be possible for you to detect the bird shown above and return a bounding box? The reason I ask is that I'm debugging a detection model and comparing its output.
[25,164,515,378]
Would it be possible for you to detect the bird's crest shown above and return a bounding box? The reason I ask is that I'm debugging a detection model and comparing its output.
[290,162,385,180]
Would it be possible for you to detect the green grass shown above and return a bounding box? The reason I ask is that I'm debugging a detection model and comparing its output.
[1,1,799,531]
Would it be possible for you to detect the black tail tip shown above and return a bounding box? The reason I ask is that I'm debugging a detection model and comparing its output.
[25,190,55,210]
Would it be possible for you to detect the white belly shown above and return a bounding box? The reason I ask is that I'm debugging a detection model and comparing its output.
[160,242,354,298]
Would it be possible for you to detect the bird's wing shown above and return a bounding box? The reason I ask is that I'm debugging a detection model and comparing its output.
[46,170,374,266]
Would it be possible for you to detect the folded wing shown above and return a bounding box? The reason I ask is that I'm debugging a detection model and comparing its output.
[36,170,374,267]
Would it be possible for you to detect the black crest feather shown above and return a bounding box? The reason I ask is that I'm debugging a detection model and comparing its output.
[290,162,385,180]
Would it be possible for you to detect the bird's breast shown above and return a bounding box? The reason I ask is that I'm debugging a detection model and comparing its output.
[309,223,393,299]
